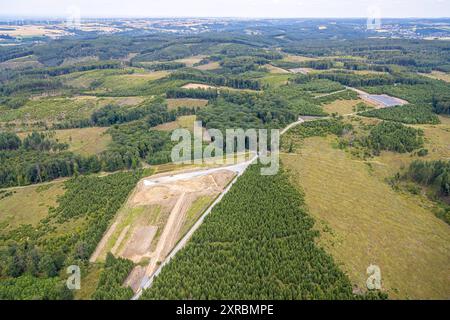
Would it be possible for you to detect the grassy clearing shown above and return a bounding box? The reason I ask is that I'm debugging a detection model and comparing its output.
[54,127,111,156]
[0,96,109,123]
[420,71,450,83]
[322,99,364,115]
[17,127,111,156]
[178,195,213,239]
[260,74,291,87]
[74,264,103,300]
[0,55,43,70]
[195,61,221,71]
[353,70,389,75]
[62,68,169,92]
[174,55,206,67]
[282,54,317,62]
[152,115,197,132]
[166,98,208,111]
[282,136,450,299]
[93,70,169,92]
[61,69,131,89]
[0,182,65,234]
[366,115,450,179]
[264,64,289,74]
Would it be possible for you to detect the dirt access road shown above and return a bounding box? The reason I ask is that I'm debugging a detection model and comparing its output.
[132,155,257,299]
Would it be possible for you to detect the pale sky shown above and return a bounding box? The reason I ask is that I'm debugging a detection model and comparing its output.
[0,0,449,18]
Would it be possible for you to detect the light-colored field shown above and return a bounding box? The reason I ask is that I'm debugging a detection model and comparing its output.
[420,71,450,83]
[61,56,99,67]
[260,74,291,87]
[61,69,128,89]
[0,182,65,234]
[323,99,364,115]
[0,55,43,70]
[182,83,217,90]
[17,127,111,156]
[353,70,388,75]
[174,55,206,67]
[282,136,450,299]
[91,168,235,291]
[369,115,450,179]
[51,127,111,156]
[282,54,317,62]
[74,264,103,300]
[181,83,260,93]
[195,61,221,71]
[166,98,208,111]
[94,70,169,92]
[62,68,168,92]
[289,67,313,74]
[153,115,197,132]
[0,95,145,125]
[0,25,67,38]
[264,64,289,74]
[0,96,111,123]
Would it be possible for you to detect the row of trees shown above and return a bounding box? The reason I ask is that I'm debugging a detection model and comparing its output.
[361,104,440,124]
[314,72,426,87]
[166,88,219,100]
[22,60,121,77]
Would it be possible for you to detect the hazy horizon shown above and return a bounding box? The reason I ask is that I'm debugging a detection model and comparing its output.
[1,0,449,19]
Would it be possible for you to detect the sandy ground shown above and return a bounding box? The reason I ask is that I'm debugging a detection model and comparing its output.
[91,167,236,291]
[182,83,217,90]
[289,67,313,74]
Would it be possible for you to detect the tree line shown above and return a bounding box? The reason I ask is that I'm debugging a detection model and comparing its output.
[169,70,262,90]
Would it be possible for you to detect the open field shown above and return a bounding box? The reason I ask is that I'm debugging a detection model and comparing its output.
[74,264,103,300]
[61,69,131,89]
[182,83,217,90]
[0,55,43,70]
[90,70,169,93]
[174,55,206,67]
[282,54,317,62]
[181,83,261,93]
[264,64,289,74]
[420,71,450,83]
[353,70,389,75]
[260,74,291,87]
[90,168,235,291]
[0,181,65,234]
[0,96,111,123]
[166,98,209,110]
[50,127,111,156]
[17,127,111,156]
[368,115,450,179]
[195,61,221,71]
[62,68,169,92]
[153,115,197,132]
[282,136,450,299]
[0,25,68,38]
[322,99,364,115]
